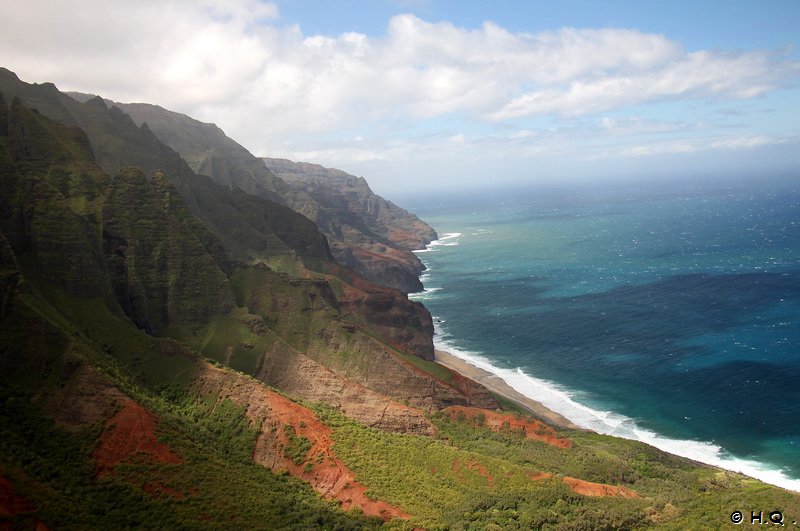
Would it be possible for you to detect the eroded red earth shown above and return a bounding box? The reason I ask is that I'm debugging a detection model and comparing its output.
[0,476,49,530]
[193,363,409,521]
[442,405,572,448]
[91,398,182,479]
[563,476,642,498]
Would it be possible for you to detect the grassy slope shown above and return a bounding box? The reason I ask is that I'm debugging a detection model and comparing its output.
[319,407,800,530]
[0,277,381,529]
[14,225,795,530]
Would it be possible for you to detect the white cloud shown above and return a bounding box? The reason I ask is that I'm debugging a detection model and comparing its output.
[710,135,780,150]
[488,50,791,120]
[3,5,795,127]
[0,1,798,191]
[599,116,691,136]
[0,0,277,105]
[618,135,784,158]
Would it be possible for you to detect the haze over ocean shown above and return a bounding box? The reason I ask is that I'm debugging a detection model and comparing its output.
[409,177,800,491]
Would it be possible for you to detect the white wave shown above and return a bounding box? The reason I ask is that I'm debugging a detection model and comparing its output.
[409,287,442,301]
[433,332,800,493]
[415,232,462,253]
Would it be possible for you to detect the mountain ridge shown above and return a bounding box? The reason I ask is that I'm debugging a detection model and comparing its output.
[0,70,500,410]
[77,94,435,293]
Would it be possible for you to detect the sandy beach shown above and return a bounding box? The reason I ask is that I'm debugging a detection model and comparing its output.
[435,349,580,430]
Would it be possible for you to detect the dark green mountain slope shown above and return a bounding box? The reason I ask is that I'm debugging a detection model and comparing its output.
[79,97,434,293]
[0,93,383,527]
[0,70,329,270]
[0,67,500,405]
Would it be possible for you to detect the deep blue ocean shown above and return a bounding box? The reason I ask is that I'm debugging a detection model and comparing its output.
[406,178,800,491]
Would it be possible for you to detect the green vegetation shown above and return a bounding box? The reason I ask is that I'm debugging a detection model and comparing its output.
[312,406,800,529]
[318,406,648,529]
[392,348,455,386]
[283,425,312,465]
[0,381,380,530]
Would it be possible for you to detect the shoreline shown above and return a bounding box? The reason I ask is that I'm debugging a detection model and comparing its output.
[415,234,800,493]
[435,349,580,430]
[434,346,800,493]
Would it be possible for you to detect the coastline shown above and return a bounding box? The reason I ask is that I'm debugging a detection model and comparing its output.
[415,234,800,494]
[435,349,580,430]
[435,349,800,493]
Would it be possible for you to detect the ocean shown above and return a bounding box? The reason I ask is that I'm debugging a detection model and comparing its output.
[406,178,800,492]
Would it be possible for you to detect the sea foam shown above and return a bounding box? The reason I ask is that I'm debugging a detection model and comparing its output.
[414,232,462,253]
[433,331,800,493]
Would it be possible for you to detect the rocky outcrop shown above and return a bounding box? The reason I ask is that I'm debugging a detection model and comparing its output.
[308,329,498,412]
[265,157,437,293]
[263,158,436,250]
[256,334,436,435]
[330,267,435,359]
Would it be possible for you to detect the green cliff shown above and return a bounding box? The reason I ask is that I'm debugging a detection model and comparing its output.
[79,97,435,293]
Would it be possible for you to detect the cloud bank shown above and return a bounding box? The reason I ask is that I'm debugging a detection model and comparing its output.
[1,0,798,192]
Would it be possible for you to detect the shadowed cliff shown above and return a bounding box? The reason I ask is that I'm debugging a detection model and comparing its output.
[0,70,498,417]
[71,95,436,293]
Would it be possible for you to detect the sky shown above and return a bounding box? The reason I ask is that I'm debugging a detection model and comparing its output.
[1,0,799,198]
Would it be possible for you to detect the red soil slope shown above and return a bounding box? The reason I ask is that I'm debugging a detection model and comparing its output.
[92,398,182,478]
[0,477,49,530]
[563,476,642,498]
[442,406,572,448]
[193,364,409,521]
[527,471,642,498]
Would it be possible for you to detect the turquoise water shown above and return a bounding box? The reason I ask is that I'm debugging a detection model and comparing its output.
[407,179,800,491]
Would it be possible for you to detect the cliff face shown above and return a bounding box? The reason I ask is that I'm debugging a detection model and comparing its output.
[263,157,436,250]
[85,98,436,293]
[0,70,498,424]
[68,96,287,203]
[264,157,437,293]
[102,168,235,332]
